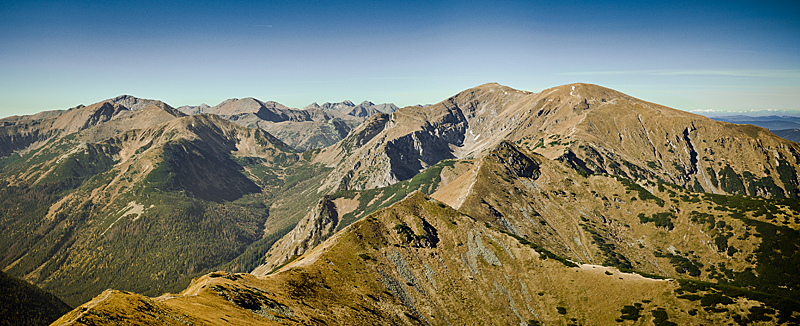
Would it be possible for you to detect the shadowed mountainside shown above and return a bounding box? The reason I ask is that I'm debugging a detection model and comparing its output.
[0,271,71,326]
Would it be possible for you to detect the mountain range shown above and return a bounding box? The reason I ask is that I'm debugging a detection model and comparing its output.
[175,98,398,151]
[711,115,800,142]
[1,83,798,325]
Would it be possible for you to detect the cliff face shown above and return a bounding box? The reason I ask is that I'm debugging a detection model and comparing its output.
[252,198,340,275]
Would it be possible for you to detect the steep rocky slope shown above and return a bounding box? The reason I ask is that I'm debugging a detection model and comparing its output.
[0,96,176,159]
[54,191,799,325]
[439,142,799,298]
[507,83,800,199]
[313,83,800,199]
[268,140,800,307]
[254,158,472,273]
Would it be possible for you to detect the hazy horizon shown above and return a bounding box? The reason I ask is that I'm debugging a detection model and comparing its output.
[1,0,798,117]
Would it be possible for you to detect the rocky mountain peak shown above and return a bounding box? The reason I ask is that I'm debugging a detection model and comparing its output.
[303,102,321,110]
[107,95,171,111]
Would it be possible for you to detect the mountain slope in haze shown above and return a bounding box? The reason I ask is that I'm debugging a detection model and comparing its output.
[711,115,800,143]
[711,115,800,131]
[54,190,799,326]
[0,271,71,326]
[772,129,800,143]
[178,98,397,151]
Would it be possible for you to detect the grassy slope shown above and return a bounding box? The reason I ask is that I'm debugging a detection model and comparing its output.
[328,158,463,231]
[53,192,798,325]
[448,142,800,317]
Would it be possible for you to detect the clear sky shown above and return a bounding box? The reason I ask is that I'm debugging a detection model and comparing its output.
[1,0,798,117]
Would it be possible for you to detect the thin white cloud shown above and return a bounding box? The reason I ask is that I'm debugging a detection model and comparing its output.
[559,70,659,76]
[561,69,800,79]
[619,88,799,97]
[653,70,800,78]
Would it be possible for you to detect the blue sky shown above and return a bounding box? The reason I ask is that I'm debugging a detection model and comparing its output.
[1,0,798,117]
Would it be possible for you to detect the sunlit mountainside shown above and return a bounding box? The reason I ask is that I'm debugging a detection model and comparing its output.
[1,83,798,325]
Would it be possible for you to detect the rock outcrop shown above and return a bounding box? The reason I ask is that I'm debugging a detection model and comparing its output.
[252,198,339,275]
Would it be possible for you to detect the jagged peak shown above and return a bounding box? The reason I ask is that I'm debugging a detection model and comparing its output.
[109,94,140,101]
[238,97,265,106]
[104,95,173,111]
[319,100,356,111]
[443,83,534,106]
[261,100,292,111]
[215,97,266,107]
[303,102,321,110]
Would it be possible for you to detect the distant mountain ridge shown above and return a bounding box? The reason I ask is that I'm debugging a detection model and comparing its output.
[710,115,800,130]
[773,129,800,143]
[177,98,398,151]
[711,115,800,143]
[304,100,399,118]
[0,96,179,159]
